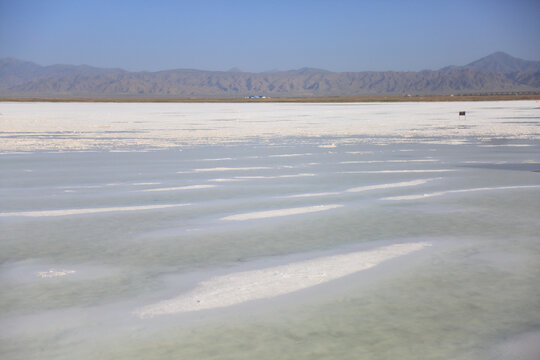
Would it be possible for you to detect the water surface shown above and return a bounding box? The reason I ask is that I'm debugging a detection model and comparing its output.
[1,101,539,359]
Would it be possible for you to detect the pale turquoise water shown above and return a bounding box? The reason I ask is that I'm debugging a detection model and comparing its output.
[1,103,540,359]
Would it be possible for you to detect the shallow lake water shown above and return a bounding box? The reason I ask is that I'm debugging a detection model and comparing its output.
[1,101,539,359]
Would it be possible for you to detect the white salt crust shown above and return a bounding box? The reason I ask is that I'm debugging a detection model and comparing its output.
[381,185,540,201]
[221,204,343,221]
[135,242,430,317]
[0,204,190,217]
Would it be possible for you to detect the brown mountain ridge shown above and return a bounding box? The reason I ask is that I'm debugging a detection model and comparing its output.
[1,52,539,98]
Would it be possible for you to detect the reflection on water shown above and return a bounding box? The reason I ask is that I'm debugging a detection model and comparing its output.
[1,102,539,359]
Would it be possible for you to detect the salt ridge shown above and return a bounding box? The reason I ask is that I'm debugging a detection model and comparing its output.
[141,185,216,192]
[135,242,431,317]
[0,203,190,217]
[221,204,342,221]
[381,185,540,201]
[342,169,455,174]
[346,178,439,193]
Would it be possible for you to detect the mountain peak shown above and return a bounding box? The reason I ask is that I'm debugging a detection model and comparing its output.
[489,51,513,58]
[466,52,540,73]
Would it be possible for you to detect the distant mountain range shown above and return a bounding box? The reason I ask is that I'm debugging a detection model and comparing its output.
[1,52,539,98]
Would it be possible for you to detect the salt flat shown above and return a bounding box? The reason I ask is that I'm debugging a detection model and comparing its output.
[1,101,539,151]
[1,100,539,360]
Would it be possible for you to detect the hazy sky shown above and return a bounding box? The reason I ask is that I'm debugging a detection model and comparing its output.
[1,0,539,72]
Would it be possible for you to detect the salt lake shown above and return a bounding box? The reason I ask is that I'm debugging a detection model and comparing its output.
[1,101,539,359]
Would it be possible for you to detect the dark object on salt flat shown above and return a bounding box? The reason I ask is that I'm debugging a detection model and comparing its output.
[459,111,466,116]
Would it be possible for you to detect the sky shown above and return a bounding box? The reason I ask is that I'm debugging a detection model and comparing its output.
[1,0,539,73]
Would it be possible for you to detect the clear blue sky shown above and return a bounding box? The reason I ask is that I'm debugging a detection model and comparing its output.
[1,0,539,72]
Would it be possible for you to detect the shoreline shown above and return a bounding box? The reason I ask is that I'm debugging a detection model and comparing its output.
[0,94,539,103]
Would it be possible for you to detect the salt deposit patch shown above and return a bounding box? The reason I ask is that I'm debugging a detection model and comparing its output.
[1,261,119,283]
[381,185,540,201]
[61,185,104,189]
[221,204,342,221]
[135,242,430,317]
[346,178,439,193]
[268,153,312,158]
[477,144,533,147]
[208,178,242,182]
[280,173,317,178]
[462,161,508,164]
[140,185,216,192]
[236,173,315,180]
[282,192,341,198]
[0,203,189,217]
[208,173,315,182]
[281,178,439,198]
[199,157,234,161]
[37,269,76,278]
[340,159,439,164]
[185,166,272,173]
[344,169,455,174]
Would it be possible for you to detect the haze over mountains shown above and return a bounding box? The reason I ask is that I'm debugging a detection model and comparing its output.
[1,52,539,98]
